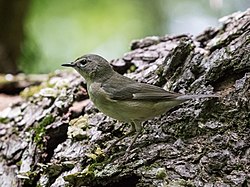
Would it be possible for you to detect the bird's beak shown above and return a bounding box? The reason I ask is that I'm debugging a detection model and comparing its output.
[61,62,75,67]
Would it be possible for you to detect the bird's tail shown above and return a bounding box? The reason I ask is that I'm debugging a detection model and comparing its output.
[176,94,220,101]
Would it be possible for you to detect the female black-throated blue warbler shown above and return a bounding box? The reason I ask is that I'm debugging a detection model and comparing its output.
[62,54,218,153]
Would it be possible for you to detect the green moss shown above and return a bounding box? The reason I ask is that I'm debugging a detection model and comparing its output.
[64,164,96,185]
[129,65,137,72]
[156,168,167,180]
[165,179,195,187]
[16,160,23,167]
[0,117,9,124]
[20,85,43,99]
[155,65,166,86]
[18,171,39,186]
[40,114,55,126]
[85,147,105,162]
[33,114,55,145]
[20,77,56,99]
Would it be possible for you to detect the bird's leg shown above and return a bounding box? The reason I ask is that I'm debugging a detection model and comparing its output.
[105,122,136,153]
[125,121,142,153]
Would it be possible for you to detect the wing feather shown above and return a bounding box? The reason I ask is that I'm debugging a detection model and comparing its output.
[101,75,181,101]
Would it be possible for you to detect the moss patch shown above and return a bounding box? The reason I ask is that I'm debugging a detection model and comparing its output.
[33,114,55,146]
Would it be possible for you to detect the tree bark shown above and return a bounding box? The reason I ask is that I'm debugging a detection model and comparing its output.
[0,9,249,187]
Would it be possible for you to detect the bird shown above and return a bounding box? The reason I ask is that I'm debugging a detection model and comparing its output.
[62,54,218,154]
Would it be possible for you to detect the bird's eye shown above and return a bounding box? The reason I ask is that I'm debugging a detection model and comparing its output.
[76,59,88,68]
[75,57,92,68]
[81,59,90,65]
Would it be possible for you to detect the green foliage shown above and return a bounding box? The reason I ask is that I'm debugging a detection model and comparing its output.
[20,0,162,73]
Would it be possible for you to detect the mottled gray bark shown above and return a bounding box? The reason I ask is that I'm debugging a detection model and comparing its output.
[0,9,249,187]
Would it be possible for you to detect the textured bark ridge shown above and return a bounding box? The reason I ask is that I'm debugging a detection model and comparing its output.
[0,9,250,187]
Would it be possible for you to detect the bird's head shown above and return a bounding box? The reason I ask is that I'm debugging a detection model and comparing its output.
[62,54,114,83]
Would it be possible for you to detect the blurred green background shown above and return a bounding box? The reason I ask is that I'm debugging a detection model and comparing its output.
[1,0,250,74]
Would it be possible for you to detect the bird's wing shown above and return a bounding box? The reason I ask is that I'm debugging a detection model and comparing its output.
[101,76,182,101]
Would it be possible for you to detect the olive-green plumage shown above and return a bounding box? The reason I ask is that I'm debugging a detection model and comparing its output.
[62,54,218,153]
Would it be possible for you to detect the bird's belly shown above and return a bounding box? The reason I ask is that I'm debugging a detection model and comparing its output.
[92,97,181,122]
[88,83,183,122]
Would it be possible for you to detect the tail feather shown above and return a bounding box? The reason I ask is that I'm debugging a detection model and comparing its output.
[176,94,220,101]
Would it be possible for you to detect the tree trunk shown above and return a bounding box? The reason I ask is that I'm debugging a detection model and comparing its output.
[0,0,30,74]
